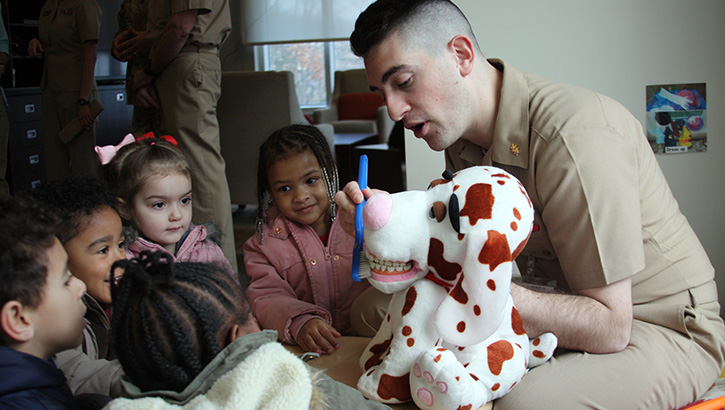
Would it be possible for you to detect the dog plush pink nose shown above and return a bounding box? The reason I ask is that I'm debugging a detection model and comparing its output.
[363,193,393,231]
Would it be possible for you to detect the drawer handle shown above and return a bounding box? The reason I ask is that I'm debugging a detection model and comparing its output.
[27,130,37,139]
[29,155,39,165]
[24,104,36,114]
[116,93,125,102]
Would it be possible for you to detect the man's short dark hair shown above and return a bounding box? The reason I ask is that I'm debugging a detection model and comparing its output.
[351,0,476,57]
[0,195,61,312]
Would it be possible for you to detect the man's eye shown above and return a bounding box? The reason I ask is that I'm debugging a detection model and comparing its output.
[398,76,412,88]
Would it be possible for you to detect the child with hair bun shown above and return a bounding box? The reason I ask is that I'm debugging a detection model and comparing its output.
[244,124,390,356]
[104,251,390,410]
[97,134,236,280]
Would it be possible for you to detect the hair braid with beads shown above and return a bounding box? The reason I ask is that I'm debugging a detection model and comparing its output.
[109,251,251,392]
[255,124,339,243]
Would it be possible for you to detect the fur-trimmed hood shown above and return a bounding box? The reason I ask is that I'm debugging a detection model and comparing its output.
[103,330,327,410]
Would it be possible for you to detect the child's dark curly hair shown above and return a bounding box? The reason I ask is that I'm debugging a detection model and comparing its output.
[110,251,252,392]
[0,195,61,312]
[28,175,117,244]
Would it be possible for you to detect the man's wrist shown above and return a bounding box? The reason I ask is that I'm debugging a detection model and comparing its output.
[143,60,160,78]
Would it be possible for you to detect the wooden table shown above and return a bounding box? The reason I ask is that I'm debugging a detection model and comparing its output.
[285,336,492,410]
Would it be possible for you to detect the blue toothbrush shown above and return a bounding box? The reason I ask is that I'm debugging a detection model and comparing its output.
[352,155,371,282]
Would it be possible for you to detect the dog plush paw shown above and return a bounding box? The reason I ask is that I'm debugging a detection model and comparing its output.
[410,348,488,410]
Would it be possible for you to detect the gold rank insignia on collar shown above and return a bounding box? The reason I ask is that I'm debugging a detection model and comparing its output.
[510,143,520,156]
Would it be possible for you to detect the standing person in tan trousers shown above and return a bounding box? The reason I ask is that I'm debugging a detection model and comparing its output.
[0,8,9,195]
[28,0,102,180]
[132,0,237,269]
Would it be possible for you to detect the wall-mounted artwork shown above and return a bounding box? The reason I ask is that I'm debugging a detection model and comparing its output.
[645,83,707,154]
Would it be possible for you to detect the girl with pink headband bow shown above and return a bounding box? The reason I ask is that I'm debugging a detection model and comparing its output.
[94,134,237,281]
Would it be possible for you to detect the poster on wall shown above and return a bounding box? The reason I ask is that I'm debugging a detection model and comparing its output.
[645,83,707,154]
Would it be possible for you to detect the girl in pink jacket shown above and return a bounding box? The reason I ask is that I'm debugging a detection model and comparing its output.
[244,125,387,355]
[97,134,236,279]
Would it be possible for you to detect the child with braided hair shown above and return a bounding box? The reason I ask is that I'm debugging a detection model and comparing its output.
[104,251,391,410]
[97,134,236,280]
[244,124,390,356]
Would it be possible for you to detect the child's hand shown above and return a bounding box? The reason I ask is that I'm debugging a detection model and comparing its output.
[334,181,387,237]
[297,319,341,355]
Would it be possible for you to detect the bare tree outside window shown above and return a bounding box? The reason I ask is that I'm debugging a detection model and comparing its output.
[264,40,364,108]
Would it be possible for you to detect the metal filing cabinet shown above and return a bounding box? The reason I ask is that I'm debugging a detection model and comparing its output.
[5,87,44,194]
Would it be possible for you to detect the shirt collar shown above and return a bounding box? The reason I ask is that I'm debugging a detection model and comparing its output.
[449,59,532,171]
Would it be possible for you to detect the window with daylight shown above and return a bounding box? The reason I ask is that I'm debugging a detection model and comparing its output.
[256,40,365,108]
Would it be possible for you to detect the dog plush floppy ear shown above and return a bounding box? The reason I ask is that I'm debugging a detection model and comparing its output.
[430,167,534,346]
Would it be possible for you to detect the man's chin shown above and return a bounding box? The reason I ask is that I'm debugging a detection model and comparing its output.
[423,136,452,152]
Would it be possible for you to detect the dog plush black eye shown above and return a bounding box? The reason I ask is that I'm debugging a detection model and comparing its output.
[449,193,460,234]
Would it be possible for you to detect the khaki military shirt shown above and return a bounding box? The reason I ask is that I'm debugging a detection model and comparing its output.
[446,59,715,307]
[38,0,101,92]
[146,0,231,52]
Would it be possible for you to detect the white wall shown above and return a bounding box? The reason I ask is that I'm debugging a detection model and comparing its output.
[406,0,725,315]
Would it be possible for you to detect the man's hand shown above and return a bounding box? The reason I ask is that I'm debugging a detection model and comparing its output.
[334,181,387,237]
[296,319,341,355]
[135,85,160,109]
[27,38,44,57]
[133,69,155,91]
[77,104,94,128]
[113,29,150,62]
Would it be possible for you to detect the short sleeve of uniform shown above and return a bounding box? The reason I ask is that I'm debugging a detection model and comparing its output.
[76,0,102,43]
[532,104,646,290]
[170,0,212,14]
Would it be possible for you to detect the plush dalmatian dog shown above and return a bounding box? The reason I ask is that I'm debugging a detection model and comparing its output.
[357,166,557,410]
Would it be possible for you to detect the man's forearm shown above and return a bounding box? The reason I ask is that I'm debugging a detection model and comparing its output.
[511,277,633,354]
[148,9,198,74]
[79,42,97,100]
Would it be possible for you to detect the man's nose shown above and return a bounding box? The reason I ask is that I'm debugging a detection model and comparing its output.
[385,93,409,122]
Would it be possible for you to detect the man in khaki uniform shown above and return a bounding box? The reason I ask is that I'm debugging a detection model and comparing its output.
[133,0,237,269]
[336,1,725,409]
[0,10,9,195]
[29,0,102,180]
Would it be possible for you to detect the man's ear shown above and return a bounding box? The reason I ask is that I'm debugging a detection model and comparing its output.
[0,301,35,343]
[116,197,132,221]
[450,35,475,77]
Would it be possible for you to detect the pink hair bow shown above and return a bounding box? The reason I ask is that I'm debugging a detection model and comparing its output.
[95,133,136,165]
